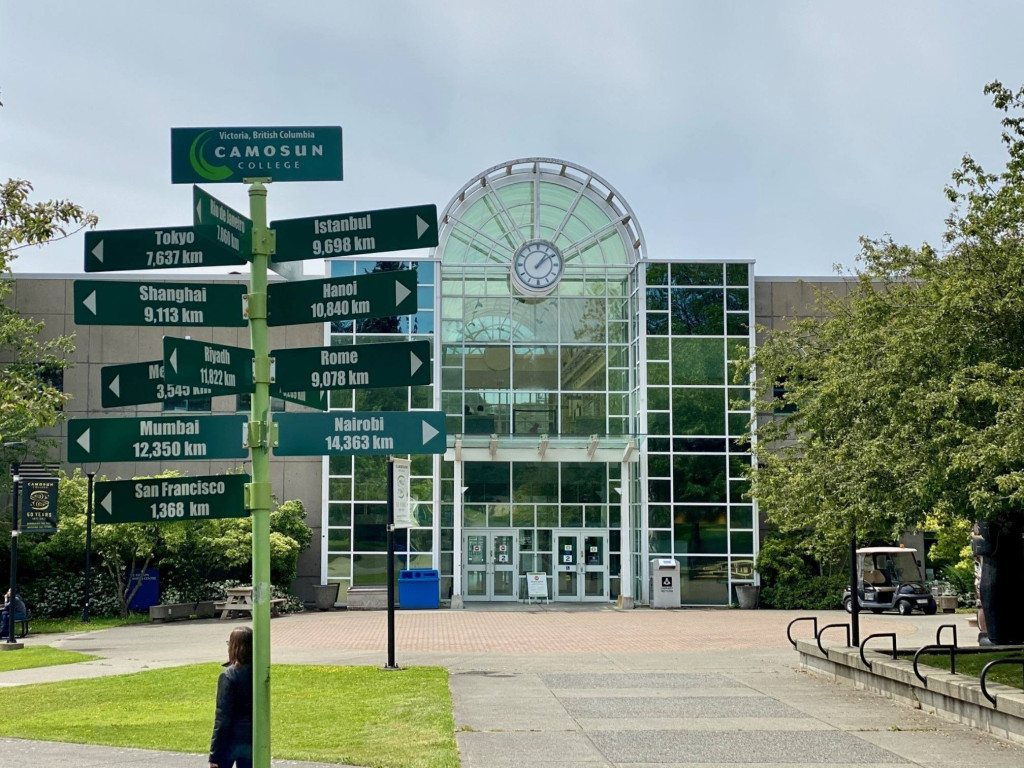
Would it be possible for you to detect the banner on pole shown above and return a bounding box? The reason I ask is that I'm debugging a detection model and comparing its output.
[19,477,59,534]
[392,458,412,529]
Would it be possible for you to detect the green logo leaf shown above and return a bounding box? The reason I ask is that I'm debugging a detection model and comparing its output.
[189,131,233,182]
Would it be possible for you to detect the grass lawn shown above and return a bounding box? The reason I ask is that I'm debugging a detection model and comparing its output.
[919,650,1024,690]
[0,646,98,673]
[29,614,150,635]
[0,663,457,768]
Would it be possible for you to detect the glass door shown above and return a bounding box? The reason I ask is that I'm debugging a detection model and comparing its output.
[554,531,609,602]
[463,530,518,601]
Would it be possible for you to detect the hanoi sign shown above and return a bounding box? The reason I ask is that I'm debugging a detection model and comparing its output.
[271,340,430,392]
[73,280,247,327]
[67,415,248,463]
[274,411,447,456]
[95,474,250,524]
[84,227,246,273]
[266,270,417,327]
[171,126,343,184]
[270,204,438,261]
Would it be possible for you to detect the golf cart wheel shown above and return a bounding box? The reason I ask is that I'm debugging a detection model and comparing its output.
[923,603,937,615]
[896,600,913,616]
[842,596,853,614]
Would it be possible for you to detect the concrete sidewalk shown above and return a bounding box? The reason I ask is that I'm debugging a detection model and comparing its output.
[1,608,1021,767]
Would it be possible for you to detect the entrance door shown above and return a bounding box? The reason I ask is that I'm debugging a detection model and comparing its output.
[554,531,609,602]
[463,530,518,601]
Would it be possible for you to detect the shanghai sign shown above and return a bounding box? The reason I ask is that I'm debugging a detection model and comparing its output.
[73,280,247,327]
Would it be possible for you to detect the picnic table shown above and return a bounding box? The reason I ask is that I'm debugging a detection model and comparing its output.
[213,587,285,620]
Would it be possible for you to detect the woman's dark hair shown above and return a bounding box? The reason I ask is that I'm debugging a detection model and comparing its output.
[227,626,253,666]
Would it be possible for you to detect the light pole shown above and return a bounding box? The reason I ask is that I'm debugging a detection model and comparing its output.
[3,441,27,646]
[83,471,95,622]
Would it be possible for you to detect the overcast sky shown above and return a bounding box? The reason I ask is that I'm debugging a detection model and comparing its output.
[3,1,1020,277]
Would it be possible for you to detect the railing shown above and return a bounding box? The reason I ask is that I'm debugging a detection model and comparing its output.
[980,657,1024,706]
[859,633,897,670]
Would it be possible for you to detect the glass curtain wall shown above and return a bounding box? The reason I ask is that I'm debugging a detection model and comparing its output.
[643,261,756,605]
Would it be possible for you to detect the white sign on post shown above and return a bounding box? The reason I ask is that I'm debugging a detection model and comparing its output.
[526,572,548,598]
[392,457,412,528]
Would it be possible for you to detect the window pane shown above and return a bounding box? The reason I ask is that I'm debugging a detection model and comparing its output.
[672,388,726,434]
[513,346,558,389]
[679,556,729,604]
[671,289,723,335]
[674,506,728,554]
[673,455,727,503]
[671,338,724,385]
[671,263,722,286]
[561,347,606,390]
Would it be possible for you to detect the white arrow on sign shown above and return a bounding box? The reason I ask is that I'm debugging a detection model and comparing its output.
[422,420,439,445]
[415,215,430,239]
[76,428,91,454]
[100,492,113,516]
[395,281,411,306]
[83,291,97,315]
[410,351,423,376]
[196,199,203,223]
[91,240,104,263]
[169,349,178,373]
[108,375,120,399]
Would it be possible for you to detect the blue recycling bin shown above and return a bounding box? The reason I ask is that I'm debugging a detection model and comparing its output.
[398,569,440,609]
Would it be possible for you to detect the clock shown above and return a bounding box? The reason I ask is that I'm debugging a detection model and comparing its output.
[511,239,564,296]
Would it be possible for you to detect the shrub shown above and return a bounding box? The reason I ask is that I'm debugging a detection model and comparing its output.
[756,529,846,609]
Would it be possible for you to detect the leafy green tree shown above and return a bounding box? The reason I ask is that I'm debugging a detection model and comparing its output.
[749,82,1024,563]
[0,179,96,452]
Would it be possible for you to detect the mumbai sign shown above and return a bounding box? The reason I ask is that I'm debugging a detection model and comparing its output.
[271,340,430,392]
[171,126,343,184]
[193,186,252,257]
[73,280,247,327]
[270,204,438,261]
[67,415,248,463]
[100,360,212,408]
[163,337,254,396]
[274,411,447,456]
[84,227,247,273]
[266,270,417,327]
[94,474,250,524]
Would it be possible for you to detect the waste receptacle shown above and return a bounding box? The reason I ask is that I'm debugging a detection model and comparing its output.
[650,558,680,608]
[398,569,440,609]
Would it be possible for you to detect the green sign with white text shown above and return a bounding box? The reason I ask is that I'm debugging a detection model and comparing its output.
[67,415,248,463]
[95,474,250,524]
[171,126,343,184]
[272,340,431,392]
[84,227,247,272]
[274,411,447,456]
[163,337,254,396]
[73,280,247,327]
[266,270,417,327]
[193,186,252,257]
[100,360,211,408]
[270,204,437,261]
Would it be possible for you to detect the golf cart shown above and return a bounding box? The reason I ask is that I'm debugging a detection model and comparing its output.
[842,546,937,616]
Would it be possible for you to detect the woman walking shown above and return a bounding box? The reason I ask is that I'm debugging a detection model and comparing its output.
[209,626,253,768]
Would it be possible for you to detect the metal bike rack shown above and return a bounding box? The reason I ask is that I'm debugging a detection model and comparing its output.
[816,623,851,657]
[786,616,818,649]
[936,624,958,648]
[980,658,1024,706]
[859,633,897,670]
[913,644,958,684]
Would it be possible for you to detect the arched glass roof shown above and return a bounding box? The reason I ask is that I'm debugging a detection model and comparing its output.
[435,158,646,267]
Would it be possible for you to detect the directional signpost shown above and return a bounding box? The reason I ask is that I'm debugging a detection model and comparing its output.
[163,337,254,396]
[269,388,327,411]
[193,186,252,257]
[67,415,248,463]
[94,474,250,524]
[73,280,247,327]
[84,227,247,272]
[271,340,430,392]
[270,204,437,261]
[273,411,446,456]
[100,360,211,408]
[266,270,417,327]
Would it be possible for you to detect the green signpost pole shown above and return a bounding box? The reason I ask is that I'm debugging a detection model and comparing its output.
[247,180,274,768]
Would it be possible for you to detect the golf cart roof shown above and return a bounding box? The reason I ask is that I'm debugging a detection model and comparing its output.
[856,547,918,555]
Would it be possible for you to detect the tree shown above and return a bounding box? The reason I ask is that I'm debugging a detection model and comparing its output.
[748,82,1024,640]
[0,179,97,451]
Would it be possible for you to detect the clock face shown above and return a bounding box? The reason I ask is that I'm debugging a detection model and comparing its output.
[511,240,564,296]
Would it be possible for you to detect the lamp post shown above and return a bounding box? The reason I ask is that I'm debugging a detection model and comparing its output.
[83,471,95,622]
[3,441,27,645]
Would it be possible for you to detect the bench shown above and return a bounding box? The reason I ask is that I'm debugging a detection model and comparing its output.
[346,585,388,610]
[213,598,287,620]
[149,601,219,623]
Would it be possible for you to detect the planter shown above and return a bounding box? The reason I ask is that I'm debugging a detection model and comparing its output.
[736,584,760,609]
[974,519,1024,644]
[937,595,958,614]
[312,582,340,611]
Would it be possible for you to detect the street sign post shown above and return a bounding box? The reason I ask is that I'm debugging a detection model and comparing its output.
[266,270,417,327]
[73,280,247,327]
[271,340,430,392]
[94,474,250,524]
[273,411,446,456]
[171,126,343,184]
[193,186,252,257]
[270,204,437,261]
[67,415,248,463]
[268,388,328,411]
[163,337,254,396]
[84,227,247,273]
[100,360,211,408]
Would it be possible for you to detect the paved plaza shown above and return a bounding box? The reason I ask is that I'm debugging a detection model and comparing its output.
[1,606,1022,767]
